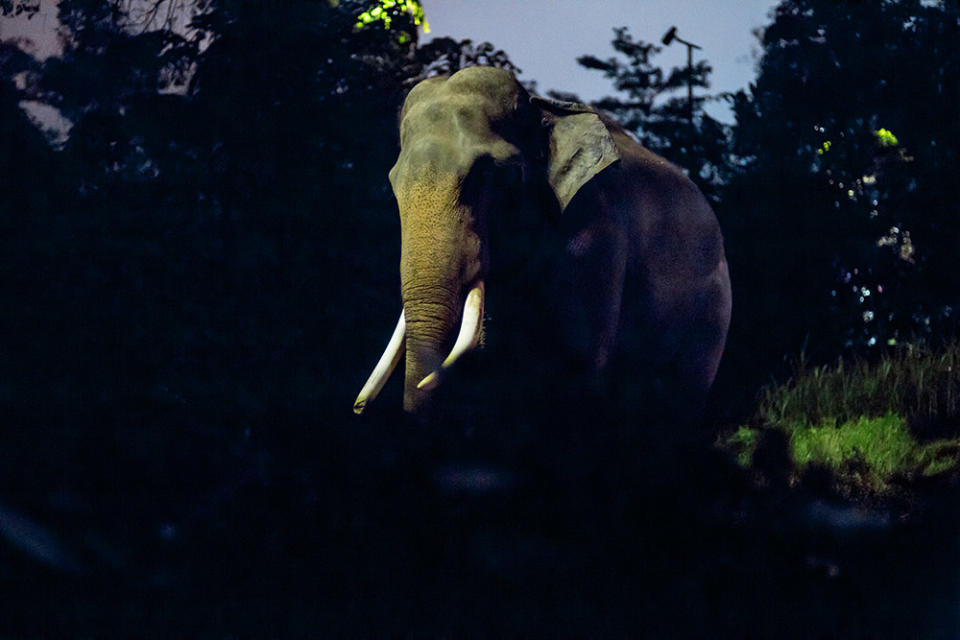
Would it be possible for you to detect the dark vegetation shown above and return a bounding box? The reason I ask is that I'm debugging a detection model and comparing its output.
[1,0,959,635]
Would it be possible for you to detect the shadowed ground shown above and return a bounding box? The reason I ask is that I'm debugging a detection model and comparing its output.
[1,401,957,638]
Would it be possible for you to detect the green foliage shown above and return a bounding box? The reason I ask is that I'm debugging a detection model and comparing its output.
[874,127,899,147]
[791,414,959,493]
[355,0,428,36]
[726,425,761,468]
[727,342,960,495]
[737,413,960,495]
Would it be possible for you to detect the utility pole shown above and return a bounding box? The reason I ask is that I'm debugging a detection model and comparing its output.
[661,26,702,123]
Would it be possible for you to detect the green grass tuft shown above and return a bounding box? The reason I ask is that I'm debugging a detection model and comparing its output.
[789,414,913,475]
[787,413,959,493]
[724,341,960,496]
[755,341,960,431]
[726,425,761,469]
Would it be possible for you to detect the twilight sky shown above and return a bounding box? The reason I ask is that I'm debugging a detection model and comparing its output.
[2,0,783,122]
[422,0,782,121]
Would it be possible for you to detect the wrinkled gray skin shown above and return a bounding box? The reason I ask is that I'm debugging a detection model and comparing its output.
[365,66,731,416]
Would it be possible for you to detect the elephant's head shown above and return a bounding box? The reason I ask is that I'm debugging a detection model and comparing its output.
[354,66,622,414]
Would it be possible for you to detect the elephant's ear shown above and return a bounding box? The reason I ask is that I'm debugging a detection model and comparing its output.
[531,95,621,213]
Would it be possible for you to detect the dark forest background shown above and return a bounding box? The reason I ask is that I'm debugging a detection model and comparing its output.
[1,0,960,636]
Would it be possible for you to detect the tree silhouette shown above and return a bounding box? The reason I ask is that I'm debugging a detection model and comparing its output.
[0,0,38,18]
[726,0,960,363]
[577,26,734,201]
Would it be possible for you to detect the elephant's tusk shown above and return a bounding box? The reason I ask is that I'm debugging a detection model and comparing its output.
[418,282,484,391]
[354,311,406,414]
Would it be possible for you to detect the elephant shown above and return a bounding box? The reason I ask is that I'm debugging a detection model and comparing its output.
[353,66,731,421]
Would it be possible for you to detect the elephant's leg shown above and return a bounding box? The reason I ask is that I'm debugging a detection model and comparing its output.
[674,260,733,417]
[617,264,730,429]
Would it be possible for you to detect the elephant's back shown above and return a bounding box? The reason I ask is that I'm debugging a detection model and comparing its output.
[614,138,725,289]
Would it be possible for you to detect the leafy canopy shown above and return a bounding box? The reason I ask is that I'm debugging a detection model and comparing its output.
[353,0,428,42]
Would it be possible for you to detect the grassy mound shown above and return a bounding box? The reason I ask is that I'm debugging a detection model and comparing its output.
[725,342,960,497]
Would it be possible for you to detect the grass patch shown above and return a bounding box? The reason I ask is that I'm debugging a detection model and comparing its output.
[754,341,960,434]
[726,425,761,469]
[725,341,960,496]
[790,413,959,493]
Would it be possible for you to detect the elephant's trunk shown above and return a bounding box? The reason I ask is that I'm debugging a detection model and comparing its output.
[417,282,484,392]
[399,237,487,412]
[396,173,487,412]
[402,281,486,411]
[402,281,461,413]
